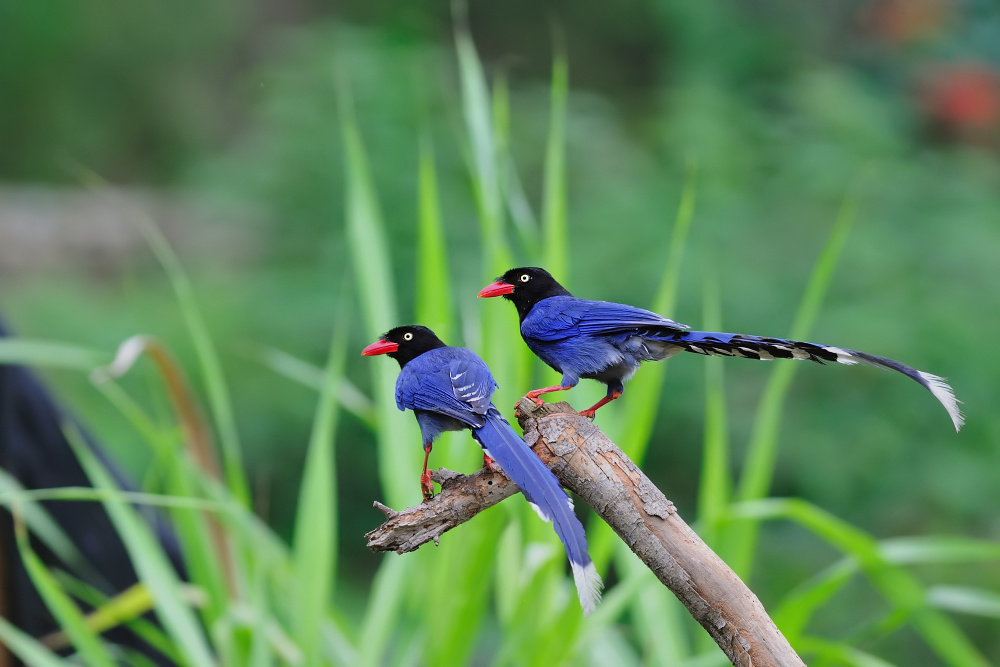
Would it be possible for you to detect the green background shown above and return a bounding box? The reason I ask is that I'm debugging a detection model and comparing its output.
[2,2,998,665]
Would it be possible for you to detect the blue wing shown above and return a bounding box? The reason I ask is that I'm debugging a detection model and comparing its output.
[394,347,497,428]
[522,295,688,342]
[448,355,495,414]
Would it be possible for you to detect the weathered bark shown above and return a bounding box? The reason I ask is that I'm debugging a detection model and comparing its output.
[366,399,805,667]
[365,467,518,553]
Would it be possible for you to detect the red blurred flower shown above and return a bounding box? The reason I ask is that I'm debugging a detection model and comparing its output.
[918,62,1000,133]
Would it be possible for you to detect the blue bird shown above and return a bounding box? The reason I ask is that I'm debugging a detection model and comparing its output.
[362,325,602,614]
[479,267,963,430]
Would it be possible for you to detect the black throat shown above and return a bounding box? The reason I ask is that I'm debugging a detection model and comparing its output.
[507,283,572,323]
[391,338,447,369]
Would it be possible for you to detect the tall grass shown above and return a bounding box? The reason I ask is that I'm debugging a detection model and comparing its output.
[0,26,997,667]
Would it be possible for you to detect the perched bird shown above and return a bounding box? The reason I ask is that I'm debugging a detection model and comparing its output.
[362,325,602,614]
[478,267,963,430]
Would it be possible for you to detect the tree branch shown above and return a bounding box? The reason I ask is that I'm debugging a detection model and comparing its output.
[365,399,804,667]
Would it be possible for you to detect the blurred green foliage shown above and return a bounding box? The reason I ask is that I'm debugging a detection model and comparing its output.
[2,2,999,664]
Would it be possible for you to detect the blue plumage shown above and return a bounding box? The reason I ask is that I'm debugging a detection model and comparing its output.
[363,325,602,614]
[480,267,963,429]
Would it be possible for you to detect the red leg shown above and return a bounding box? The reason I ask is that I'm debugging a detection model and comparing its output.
[519,384,573,410]
[419,444,434,501]
[579,389,622,419]
[482,453,502,473]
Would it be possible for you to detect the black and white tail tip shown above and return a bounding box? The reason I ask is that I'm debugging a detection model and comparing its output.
[675,333,964,432]
[821,346,965,432]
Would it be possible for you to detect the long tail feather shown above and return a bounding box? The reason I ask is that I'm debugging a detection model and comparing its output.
[657,330,964,431]
[473,408,602,614]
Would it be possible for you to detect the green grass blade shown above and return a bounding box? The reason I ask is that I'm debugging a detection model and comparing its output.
[242,342,376,429]
[927,586,1000,618]
[0,339,109,370]
[139,495,226,650]
[455,9,502,244]
[95,336,235,625]
[339,76,418,511]
[697,268,731,544]
[91,377,176,459]
[737,193,859,500]
[292,320,346,665]
[426,511,506,665]
[322,618,359,666]
[493,520,525,626]
[454,10,525,394]
[879,536,1000,564]
[416,137,492,657]
[492,72,514,238]
[66,425,216,666]
[128,215,249,505]
[13,512,116,667]
[776,535,1000,640]
[3,476,231,632]
[454,18,572,664]
[579,562,649,629]
[196,476,292,568]
[542,47,569,281]
[416,134,454,340]
[54,571,184,664]
[504,150,539,242]
[614,156,697,463]
[613,542,691,664]
[728,188,859,576]
[357,555,410,667]
[0,616,70,667]
[588,158,696,573]
[417,49,510,662]
[0,486,228,512]
[797,637,896,667]
[0,469,100,581]
[246,555,275,667]
[773,558,858,640]
[729,498,991,667]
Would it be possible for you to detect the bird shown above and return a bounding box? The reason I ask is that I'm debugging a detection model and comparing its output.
[362,325,602,614]
[478,267,963,430]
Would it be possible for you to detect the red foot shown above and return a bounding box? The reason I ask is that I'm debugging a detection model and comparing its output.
[420,470,435,501]
[518,385,573,411]
[516,395,546,410]
[579,390,622,420]
[420,445,434,501]
[482,453,503,473]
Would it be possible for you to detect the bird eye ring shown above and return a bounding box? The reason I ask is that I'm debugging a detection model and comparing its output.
[403,332,413,341]
[519,274,530,282]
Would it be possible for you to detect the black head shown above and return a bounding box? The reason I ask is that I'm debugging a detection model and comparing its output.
[478,267,572,321]
[361,325,448,368]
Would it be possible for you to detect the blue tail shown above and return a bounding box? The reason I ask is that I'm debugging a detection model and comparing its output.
[473,408,602,614]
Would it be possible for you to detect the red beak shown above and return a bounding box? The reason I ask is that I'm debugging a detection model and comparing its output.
[478,280,515,298]
[362,339,398,356]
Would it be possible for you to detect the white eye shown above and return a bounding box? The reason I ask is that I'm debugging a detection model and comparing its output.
[403,332,414,341]
[519,274,530,283]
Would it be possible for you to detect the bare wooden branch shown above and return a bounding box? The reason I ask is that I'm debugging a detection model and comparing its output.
[366,399,804,667]
[365,467,518,553]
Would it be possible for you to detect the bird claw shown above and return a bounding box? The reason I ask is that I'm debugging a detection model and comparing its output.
[420,471,435,501]
[518,394,546,410]
[482,453,503,473]
[578,409,597,420]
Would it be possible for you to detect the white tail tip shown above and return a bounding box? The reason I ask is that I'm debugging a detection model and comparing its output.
[571,560,603,616]
[918,371,965,432]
